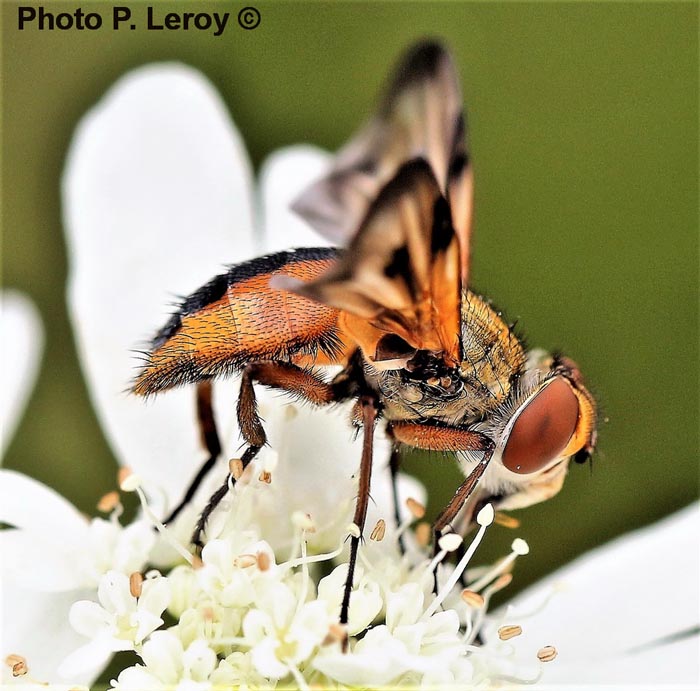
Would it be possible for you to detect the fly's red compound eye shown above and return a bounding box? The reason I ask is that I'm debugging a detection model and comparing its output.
[502,377,579,474]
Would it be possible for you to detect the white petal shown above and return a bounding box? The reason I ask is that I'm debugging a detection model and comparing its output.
[0,582,97,685]
[0,469,87,538]
[98,571,134,615]
[506,502,700,685]
[138,576,171,618]
[112,664,164,690]
[69,600,113,639]
[258,145,333,253]
[140,630,184,684]
[62,64,255,505]
[58,638,115,680]
[249,637,288,680]
[183,639,217,681]
[0,291,43,455]
[0,530,84,591]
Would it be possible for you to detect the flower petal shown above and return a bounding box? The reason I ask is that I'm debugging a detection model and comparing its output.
[0,469,87,538]
[0,582,96,685]
[1,291,43,456]
[505,501,700,685]
[62,64,255,505]
[258,145,333,253]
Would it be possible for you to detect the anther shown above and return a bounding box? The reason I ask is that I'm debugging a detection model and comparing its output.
[5,655,27,677]
[256,551,271,572]
[512,538,530,555]
[415,521,431,546]
[233,554,257,568]
[406,497,426,519]
[537,645,558,662]
[370,519,386,541]
[258,470,272,484]
[498,624,523,640]
[460,589,485,608]
[292,511,316,532]
[129,572,143,598]
[118,467,141,492]
[492,573,513,592]
[228,458,244,480]
[438,533,463,552]
[97,491,120,513]
[322,622,347,646]
[476,503,495,526]
[494,511,520,529]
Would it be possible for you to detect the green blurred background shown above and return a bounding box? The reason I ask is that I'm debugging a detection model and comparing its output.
[3,0,698,600]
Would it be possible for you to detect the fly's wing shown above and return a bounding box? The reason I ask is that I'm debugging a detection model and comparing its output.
[292,40,473,283]
[276,159,461,366]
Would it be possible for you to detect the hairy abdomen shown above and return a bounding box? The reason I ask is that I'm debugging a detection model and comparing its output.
[132,248,352,395]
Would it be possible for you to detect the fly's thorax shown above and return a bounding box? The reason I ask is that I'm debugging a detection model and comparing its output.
[458,291,526,411]
[363,292,526,423]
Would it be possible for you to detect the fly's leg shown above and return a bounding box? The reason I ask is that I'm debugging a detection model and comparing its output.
[192,361,340,548]
[388,442,406,554]
[162,381,222,526]
[389,422,495,593]
[339,394,378,648]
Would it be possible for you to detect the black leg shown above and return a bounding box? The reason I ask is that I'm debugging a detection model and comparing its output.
[163,381,222,526]
[191,444,261,548]
[340,394,378,647]
[431,440,495,593]
[388,445,406,554]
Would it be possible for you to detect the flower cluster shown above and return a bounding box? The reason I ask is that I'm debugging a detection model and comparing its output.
[13,437,550,690]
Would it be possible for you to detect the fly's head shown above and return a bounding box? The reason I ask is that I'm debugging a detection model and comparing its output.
[465,349,598,512]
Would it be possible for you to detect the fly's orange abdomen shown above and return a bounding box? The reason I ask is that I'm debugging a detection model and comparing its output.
[132,248,351,395]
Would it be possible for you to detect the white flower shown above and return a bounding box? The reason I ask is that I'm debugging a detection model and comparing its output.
[1,291,43,457]
[243,580,331,680]
[111,631,217,691]
[58,571,170,677]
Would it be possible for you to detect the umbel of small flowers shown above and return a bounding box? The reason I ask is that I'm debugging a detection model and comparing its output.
[56,449,552,690]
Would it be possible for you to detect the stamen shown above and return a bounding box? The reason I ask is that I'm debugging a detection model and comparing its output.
[405,497,426,519]
[11,661,27,677]
[292,511,316,533]
[296,535,310,614]
[287,664,310,691]
[537,645,558,662]
[497,624,522,641]
[228,458,244,480]
[258,470,272,484]
[118,468,141,492]
[97,490,120,513]
[422,504,493,621]
[233,554,257,569]
[438,533,463,553]
[280,537,345,572]
[467,539,528,592]
[4,654,27,677]
[461,589,485,609]
[322,623,347,646]
[370,519,386,541]
[414,521,432,547]
[494,511,520,529]
[133,486,195,565]
[129,572,143,598]
[256,551,271,572]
